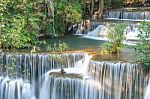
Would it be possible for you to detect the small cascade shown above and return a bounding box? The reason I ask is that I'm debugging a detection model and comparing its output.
[124,24,139,41]
[104,10,121,19]
[104,10,150,21]
[84,25,109,40]
[144,79,150,99]
[0,77,33,99]
[86,25,108,37]
[76,22,140,45]
[75,24,84,35]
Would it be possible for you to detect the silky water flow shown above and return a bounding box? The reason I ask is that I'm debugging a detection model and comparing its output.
[0,53,149,99]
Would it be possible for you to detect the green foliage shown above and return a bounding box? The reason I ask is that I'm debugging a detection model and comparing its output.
[111,0,123,8]
[1,0,83,49]
[46,41,69,52]
[30,46,41,53]
[136,22,150,70]
[58,41,69,52]
[104,0,111,8]
[1,0,43,48]
[2,15,33,48]
[104,0,124,8]
[54,0,82,34]
[100,43,115,55]
[100,23,127,54]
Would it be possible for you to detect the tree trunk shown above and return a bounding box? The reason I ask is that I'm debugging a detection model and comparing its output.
[91,0,94,17]
[98,0,104,18]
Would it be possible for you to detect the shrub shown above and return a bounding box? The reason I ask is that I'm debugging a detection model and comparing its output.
[46,41,69,52]
[136,22,150,70]
[100,23,127,54]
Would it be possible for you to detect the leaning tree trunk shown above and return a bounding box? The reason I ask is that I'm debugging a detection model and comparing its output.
[98,0,104,19]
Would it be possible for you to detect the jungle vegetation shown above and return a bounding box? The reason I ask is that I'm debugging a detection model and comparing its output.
[1,0,148,48]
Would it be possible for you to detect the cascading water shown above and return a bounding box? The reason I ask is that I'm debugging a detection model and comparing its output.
[0,52,88,99]
[86,25,108,37]
[0,52,150,99]
[124,24,139,42]
[75,22,140,45]
[40,74,100,99]
[104,10,150,21]
[40,60,150,99]
[104,10,121,19]
[87,61,149,99]
[144,79,150,99]
[0,77,34,99]
[83,25,109,41]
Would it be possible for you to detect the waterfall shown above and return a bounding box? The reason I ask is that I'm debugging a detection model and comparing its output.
[124,24,139,41]
[84,25,109,41]
[86,25,108,37]
[0,52,150,99]
[104,10,150,21]
[87,61,148,99]
[75,24,84,35]
[0,77,34,99]
[144,79,150,99]
[79,22,140,45]
[104,10,121,19]
[40,71,104,99]
[39,74,83,99]
[39,60,150,99]
[0,52,88,99]
[145,11,150,20]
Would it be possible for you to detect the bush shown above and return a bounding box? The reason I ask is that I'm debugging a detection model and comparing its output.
[54,0,82,35]
[46,41,69,52]
[100,23,127,54]
[1,1,42,48]
[136,22,150,70]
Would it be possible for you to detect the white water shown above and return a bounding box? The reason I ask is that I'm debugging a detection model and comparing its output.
[0,53,150,99]
[82,24,109,41]
[75,23,140,45]
[75,24,85,35]
[0,77,34,99]
[39,53,92,99]
[86,25,108,37]
[104,10,150,21]
[144,79,150,99]
[46,53,91,76]
[124,24,140,41]
[39,60,149,99]
[0,53,89,99]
